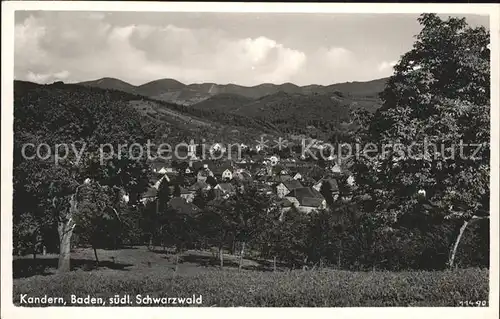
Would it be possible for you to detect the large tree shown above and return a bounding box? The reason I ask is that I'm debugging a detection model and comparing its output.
[13,83,155,272]
[350,14,490,268]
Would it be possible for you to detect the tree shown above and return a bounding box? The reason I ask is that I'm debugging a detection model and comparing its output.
[268,207,310,269]
[350,14,490,268]
[231,187,278,270]
[201,186,276,269]
[13,83,155,272]
[319,181,335,206]
[73,181,126,264]
[173,184,181,197]
[206,175,218,188]
[157,178,171,212]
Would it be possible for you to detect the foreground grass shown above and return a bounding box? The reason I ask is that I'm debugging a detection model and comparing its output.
[13,267,488,307]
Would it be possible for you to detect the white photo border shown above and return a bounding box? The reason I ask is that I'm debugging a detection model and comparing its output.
[1,2,498,318]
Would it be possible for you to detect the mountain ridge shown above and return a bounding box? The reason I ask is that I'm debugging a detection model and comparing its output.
[71,76,388,105]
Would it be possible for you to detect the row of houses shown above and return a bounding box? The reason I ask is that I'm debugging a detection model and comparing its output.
[142,155,355,215]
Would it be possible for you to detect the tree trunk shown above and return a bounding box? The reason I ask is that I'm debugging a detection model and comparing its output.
[238,242,246,271]
[219,245,224,268]
[148,234,154,251]
[338,240,342,269]
[175,254,180,272]
[57,221,74,273]
[57,192,78,273]
[93,246,99,266]
[273,256,277,272]
[448,220,469,268]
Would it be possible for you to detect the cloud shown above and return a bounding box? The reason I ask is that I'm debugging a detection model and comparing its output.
[377,60,397,72]
[14,12,402,86]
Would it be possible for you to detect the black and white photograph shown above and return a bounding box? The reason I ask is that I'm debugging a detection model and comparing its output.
[1,1,499,316]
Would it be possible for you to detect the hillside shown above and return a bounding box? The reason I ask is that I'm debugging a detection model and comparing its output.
[52,76,385,140]
[77,77,138,95]
[14,80,280,147]
[236,92,353,135]
[188,90,382,137]
[326,78,388,98]
[75,77,388,105]
[136,78,186,96]
[191,93,255,112]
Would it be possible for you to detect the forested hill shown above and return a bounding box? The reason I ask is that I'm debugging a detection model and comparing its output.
[76,77,388,105]
[13,81,280,145]
[15,79,383,141]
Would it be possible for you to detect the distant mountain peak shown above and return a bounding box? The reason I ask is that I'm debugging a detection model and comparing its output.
[73,76,389,105]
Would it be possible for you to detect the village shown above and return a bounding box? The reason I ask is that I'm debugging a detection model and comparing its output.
[141,139,356,216]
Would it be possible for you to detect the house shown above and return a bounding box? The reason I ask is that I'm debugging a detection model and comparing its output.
[252,154,265,163]
[188,180,211,192]
[216,182,236,194]
[255,167,268,178]
[235,162,261,172]
[156,167,174,175]
[140,187,158,203]
[270,174,293,184]
[276,179,304,198]
[257,183,274,196]
[122,193,130,203]
[196,164,215,183]
[285,187,326,214]
[192,160,216,173]
[214,183,236,199]
[291,171,302,180]
[179,187,195,203]
[347,175,355,186]
[151,161,168,174]
[330,162,342,174]
[152,174,169,189]
[277,198,294,220]
[233,169,253,183]
[212,167,233,181]
[313,177,340,200]
[221,168,233,181]
[272,164,289,176]
[210,143,226,154]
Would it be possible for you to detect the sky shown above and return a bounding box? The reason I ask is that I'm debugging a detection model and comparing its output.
[14,11,489,86]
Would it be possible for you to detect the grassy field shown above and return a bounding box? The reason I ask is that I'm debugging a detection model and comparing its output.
[13,246,489,307]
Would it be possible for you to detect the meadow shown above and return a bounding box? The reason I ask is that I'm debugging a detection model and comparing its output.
[13,247,489,307]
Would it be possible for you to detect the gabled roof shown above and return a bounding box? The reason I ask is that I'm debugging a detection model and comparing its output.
[278,198,293,207]
[188,180,209,191]
[299,197,324,208]
[288,187,324,201]
[192,160,216,172]
[235,162,261,172]
[280,179,304,191]
[142,187,158,198]
[269,174,293,184]
[233,170,253,182]
[150,161,168,171]
[217,183,236,193]
[213,166,233,176]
